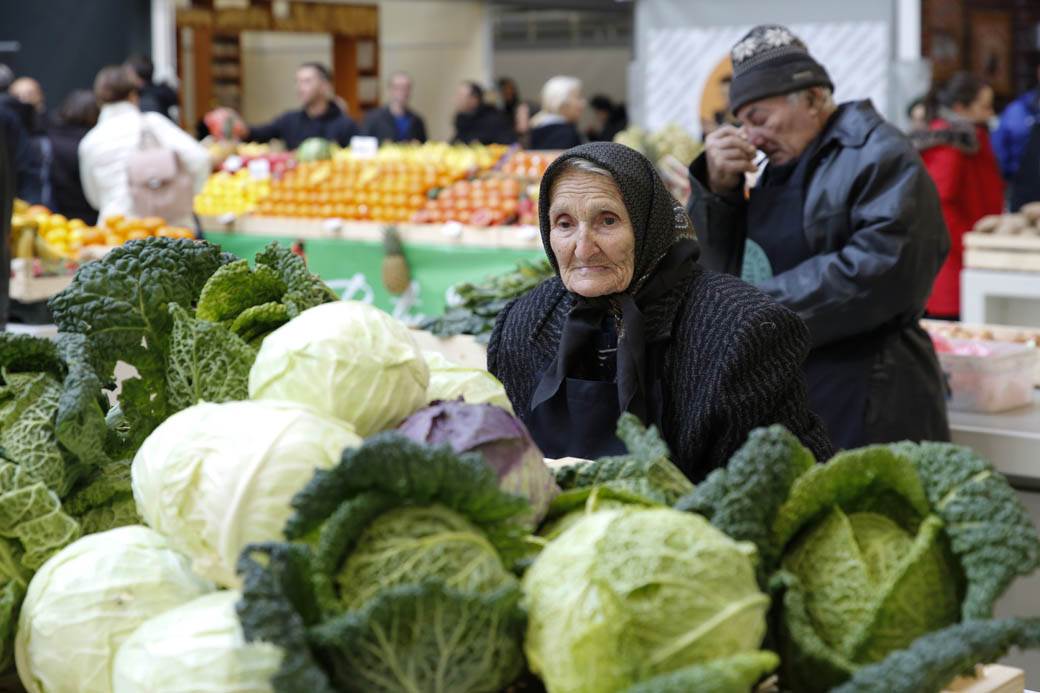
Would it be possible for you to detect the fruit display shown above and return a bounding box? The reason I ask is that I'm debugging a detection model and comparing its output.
[501,150,558,179]
[254,142,509,222]
[193,169,272,216]
[412,176,526,226]
[972,203,1040,236]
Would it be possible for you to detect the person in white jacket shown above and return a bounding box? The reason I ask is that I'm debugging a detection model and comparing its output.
[79,65,209,228]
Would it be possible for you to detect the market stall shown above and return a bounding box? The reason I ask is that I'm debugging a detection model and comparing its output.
[961,211,1040,326]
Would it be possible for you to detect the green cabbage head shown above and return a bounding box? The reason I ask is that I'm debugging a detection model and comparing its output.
[15,526,213,693]
[523,507,771,693]
[113,590,282,693]
[770,448,962,691]
[422,351,513,412]
[132,400,361,588]
[248,301,430,436]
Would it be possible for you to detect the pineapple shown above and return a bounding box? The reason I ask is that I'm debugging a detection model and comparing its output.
[382,227,411,295]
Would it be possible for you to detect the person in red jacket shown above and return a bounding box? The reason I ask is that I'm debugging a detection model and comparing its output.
[913,72,1004,319]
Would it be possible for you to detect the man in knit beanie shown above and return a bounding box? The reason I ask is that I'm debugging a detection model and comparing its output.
[686,24,951,450]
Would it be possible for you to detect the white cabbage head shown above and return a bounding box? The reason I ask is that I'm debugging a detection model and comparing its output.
[423,351,514,413]
[248,301,430,435]
[113,590,282,693]
[132,399,361,588]
[15,525,214,693]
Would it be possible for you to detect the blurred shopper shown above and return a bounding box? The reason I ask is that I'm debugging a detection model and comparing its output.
[995,65,1040,211]
[913,73,1003,320]
[79,65,209,227]
[497,77,520,127]
[126,54,179,122]
[47,90,99,224]
[0,65,41,203]
[239,63,358,149]
[9,75,52,208]
[452,81,515,145]
[687,24,950,449]
[529,76,585,150]
[906,96,929,133]
[362,72,427,143]
[586,94,628,142]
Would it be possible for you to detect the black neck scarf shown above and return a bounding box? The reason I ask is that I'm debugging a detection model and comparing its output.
[531,237,700,423]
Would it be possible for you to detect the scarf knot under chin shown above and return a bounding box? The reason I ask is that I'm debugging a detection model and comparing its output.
[530,238,699,425]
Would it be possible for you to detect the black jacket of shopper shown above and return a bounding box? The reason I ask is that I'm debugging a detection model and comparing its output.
[453,104,516,145]
[362,105,427,143]
[0,95,41,203]
[139,81,180,122]
[529,122,583,150]
[47,122,98,225]
[249,101,359,149]
[688,100,951,449]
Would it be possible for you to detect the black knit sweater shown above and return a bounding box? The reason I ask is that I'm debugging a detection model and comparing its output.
[488,269,834,482]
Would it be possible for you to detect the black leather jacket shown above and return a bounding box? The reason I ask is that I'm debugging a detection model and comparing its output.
[687,100,951,445]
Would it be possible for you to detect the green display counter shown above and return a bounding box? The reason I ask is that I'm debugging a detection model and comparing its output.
[204,231,542,317]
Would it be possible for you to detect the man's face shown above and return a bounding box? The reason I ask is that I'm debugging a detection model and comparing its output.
[296,67,326,107]
[455,84,477,113]
[388,75,411,107]
[735,92,825,166]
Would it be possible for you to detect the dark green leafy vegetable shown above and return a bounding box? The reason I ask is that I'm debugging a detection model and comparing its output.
[832,617,1040,693]
[623,651,780,693]
[674,425,815,580]
[308,581,526,693]
[421,258,553,342]
[166,304,255,412]
[889,441,1040,620]
[230,302,291,345]
[49,237,228,447]
[0,461,81,670]
[196,259,287,323]
[254,243,339,317]
[553,413,692,506]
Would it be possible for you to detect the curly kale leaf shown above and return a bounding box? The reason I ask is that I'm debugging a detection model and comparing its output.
[890,442,1040,620]
[62,459,139,534]
[236,543,337,693]
[196,259,287,323]
[554,413,692,505]
[48,238,229,446]
[166,304,255,413]
[309,581,526,693]
[255,242,338,317]
[0,333,62,377]
[0,372,85,497]
[0,461,81,671]
[675,425,815,580]
[832,617,1040,693]
[230,302,291,345]
[53,334,111,470]
[623,651,780,693]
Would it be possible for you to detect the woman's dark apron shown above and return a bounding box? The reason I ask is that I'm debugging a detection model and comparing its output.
[746,149,877,449]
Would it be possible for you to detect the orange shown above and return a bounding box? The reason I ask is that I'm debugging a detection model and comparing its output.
[127,229,150,241]
[157,227,180,238]
[141,216,165,233]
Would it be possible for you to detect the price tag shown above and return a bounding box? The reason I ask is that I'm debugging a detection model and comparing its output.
[441,221,464,239]
[322,218,344,233]
[349,136,379,159]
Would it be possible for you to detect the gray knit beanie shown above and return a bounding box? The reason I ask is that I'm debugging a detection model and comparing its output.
[728,25,833,115]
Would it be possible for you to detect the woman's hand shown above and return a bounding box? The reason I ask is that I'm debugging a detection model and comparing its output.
[705,124,757,194]
[657,154,692,207]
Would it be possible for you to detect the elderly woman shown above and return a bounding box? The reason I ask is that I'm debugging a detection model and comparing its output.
[529,76,585,150]
[489,142,831,480]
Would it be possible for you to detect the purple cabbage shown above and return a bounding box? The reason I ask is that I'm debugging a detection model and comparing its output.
[398,400,559,526]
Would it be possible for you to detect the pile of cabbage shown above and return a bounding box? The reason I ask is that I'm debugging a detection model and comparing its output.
[10,284,1040,693]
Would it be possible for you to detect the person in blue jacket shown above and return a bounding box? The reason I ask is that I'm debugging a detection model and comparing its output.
[993,67,1040,210]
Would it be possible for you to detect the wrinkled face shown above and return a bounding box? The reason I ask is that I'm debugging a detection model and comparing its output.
[455,84,478,113]
[549,170,635,298]
[388,74,412,106]
[296,67,326,107]
[962,85,995,125]
[736,92,825,165]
